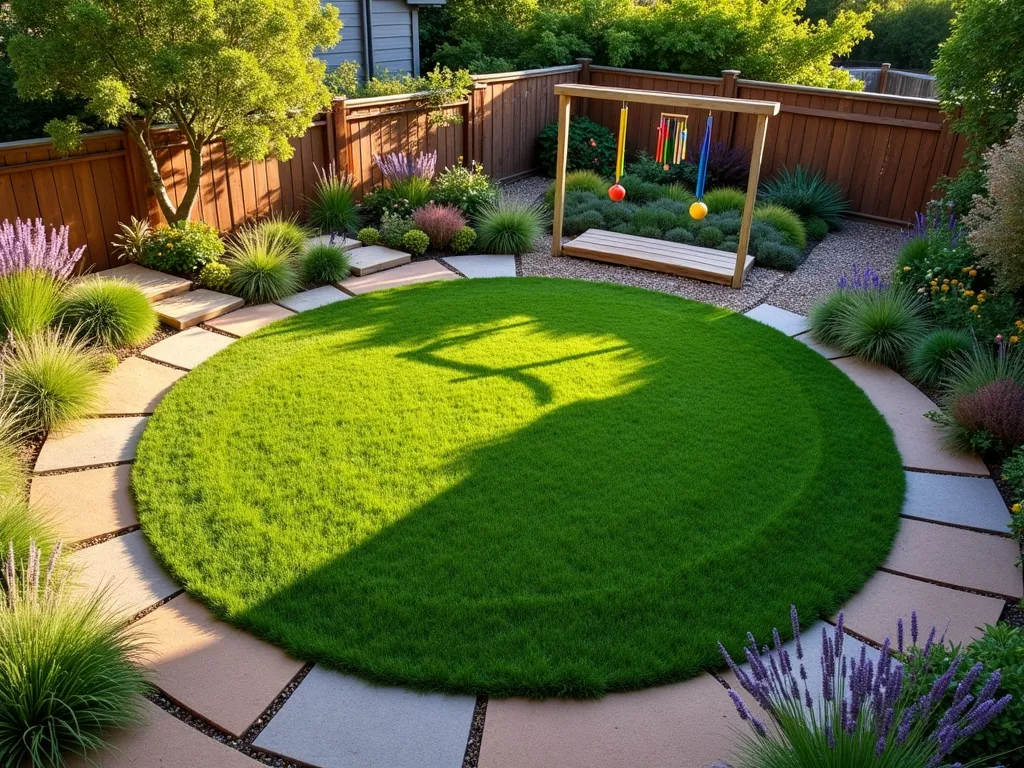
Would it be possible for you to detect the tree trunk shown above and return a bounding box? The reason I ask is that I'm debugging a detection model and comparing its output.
[124,121,202,225]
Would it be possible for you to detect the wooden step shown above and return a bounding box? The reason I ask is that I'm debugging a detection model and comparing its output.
[152,289,244,330]
[90,264,191,302]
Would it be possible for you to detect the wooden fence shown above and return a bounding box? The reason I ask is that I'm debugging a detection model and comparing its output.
[0,61,966,272]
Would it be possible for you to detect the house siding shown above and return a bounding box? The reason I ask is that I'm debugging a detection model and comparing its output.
[318,0,416,77]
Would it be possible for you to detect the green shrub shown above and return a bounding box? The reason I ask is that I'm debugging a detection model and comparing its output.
[619,175,666,205]
[474,200,545,255]
[256,217,308,259]
[634,226,663,240]
[538,116,617,177]
[907,328,974,386]
[721,238,739,252]
[896,238,932,278]
[695,226,724,248]
[431,161,497,218]
[0,494,55,564]
[307,168,360,235]
[401,229,431,257]
[810,290,860,347]
[753,203,807,251]
[450,226,477,254]
[225,230,301,304]
[664,227,694,244]
[0,542,149,767]
[2,330,102,433]
[1003,445,1024,499]
[851,0,954,71]
[198,261,231,291]
[706,211,742,237]
[702,187,746,214]
[301,244,350,285]
[660,184,697,204]
[141,220,224,275]
[389,176,434,210]
[0,270,64,338]
[804,215,829,241]
[755,241,803,270]
[563,189,603,215]
[759,166,849,229]
[379,213,416,250]
[749,219,785,247]
[611,224,635,235]
[632,207,677,234]
[564,210,605,237]
[357,227,380,246]
[96,352,118,373]
[544,170,610,208]
[834,287,929,368]
[60,278,156,349]
[625,151,671,184]
[594,200,637,228]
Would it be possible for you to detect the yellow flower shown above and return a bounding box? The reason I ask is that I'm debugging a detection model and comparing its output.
[969,269,977,277]
[1011,336,1020,344]
[961,267,970,273]
[903,266,911,272]
[970,305,979,312]
[943,279,949,284]
[941,284,949,292]
[1016,320,1024,329]
[930,280,938,287]
[1014,503,1022,514]
[963,290,975,297]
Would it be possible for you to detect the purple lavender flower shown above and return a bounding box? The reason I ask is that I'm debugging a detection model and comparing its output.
[836,263,889,291]
[0,218,83,278]
[373,151,437,183]
[912,611,919,646]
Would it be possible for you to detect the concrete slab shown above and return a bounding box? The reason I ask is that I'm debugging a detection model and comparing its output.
[837,570,1005,647]
[204,303,295,337]
[72,530,179,616]
[91,264,191,302]
[153,289,244,330]
[479,674,739,768]
[884,517,1023,599]
[254,666,474,768]
[441,254,517,278]
[307,234,361,252]
[34,416,147,472]
[139,594,304,736]
[276,285,351,313]
[832,358,989,476]
[903,471,1013,534]
[142,328,235,371]
[345,245,410,276]
[30,464,137,542]
[66,698,260,768]
[339,260,460,296]
[97,357,185,415]
[794,331,847,359]
[744,304,810,336]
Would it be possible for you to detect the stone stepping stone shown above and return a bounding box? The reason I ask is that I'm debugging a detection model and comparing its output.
[903,470,1012,534]
[441,254,517,278]
[254,666,474,768]
[837,570,1004,647]
[306,234,362,252]
[91,263,191,302]
[96,357,185,415]
[479,673,739,768]
[832,358,989,476]
[138,594,304,737]
[34,416,147,473]
[276,285,350,313]
[794,331,846,360]
[72,530,178,617]
[30,464,137,543]
[143,327,235,370]
[66,698,260,768]
[346,245,411,276]
[744,304,809,336]
[339,259,460,296]
[205,303,295,337]
[884,517,1023,600]
[153,288,244,330]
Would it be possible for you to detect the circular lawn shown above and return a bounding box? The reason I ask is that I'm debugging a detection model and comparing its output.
[133,277,904,698]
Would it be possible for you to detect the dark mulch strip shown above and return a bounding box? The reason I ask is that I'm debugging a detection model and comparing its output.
[462,696,488,768]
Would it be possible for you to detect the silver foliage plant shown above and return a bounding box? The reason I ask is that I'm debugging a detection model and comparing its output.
[0,218,84,279]
[717,607,1012,768]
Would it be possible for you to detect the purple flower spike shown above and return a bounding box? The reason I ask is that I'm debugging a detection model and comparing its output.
[790,605,803,660]
[897,618,904,653]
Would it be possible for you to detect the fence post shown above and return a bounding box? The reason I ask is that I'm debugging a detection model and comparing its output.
[718,70,741,146]
[577,58,593,118]
[877,63,891,94]
[332,97,350,175]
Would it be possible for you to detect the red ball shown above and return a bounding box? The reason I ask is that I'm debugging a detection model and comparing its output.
[608,183,626,202]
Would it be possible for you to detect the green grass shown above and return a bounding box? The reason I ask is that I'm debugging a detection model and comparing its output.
[256,217,308,260]
[133,278,904,698]
[60,278,157,349]
[0,270,65,338]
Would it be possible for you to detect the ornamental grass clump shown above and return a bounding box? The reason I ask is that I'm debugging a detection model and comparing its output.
[225,229,300,304]
[60,278,157,349]
[703,187,747,214]
[834,287,929,368]
[759,166,850,230]
[256,217,308,260]
[301,243,350,285]
[719,607,1011,768]
[0,270,65,338]
[307,166,360,236]
[412,203,467,250]
[474,199,545,255]
[908,328,974,386]
[0,219,83,279]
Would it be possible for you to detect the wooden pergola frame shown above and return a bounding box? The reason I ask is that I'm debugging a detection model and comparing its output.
[550,84,781,289]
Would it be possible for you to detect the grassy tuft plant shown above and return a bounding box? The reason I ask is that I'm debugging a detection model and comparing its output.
[0,270,65,338]
[804,215,829,241]
[301,244,350,285]
[256,217,308,260]
[809,290,860,347]
[225,229,301,304]
[702,187,746,214]
[0,494,56,564]
[908,328,974,386]
[753,203,807,251]
[660,184,697,204]
[60,278,157,349]
[474,200,545,255]
[307,167,360,235]
[544,170,610,208]
[834,287,929,368]
[759,165,849,229]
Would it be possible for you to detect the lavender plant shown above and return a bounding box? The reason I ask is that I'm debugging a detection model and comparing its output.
[0,218,84,279]
[719,607,1011,768]
[837,264,889,292]
[373,151,438,184]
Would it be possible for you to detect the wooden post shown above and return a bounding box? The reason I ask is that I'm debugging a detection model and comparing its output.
[576,58,592,119]
[332,97,350,175]
[550,94,572,257]
[718,70,740,145]
[733,113,769,289]
[877,63,891,94]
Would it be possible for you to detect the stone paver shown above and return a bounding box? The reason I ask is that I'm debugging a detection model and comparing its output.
[254,666,474,768]
[142,327,235,370]
[903,471,1012,534]
[794,331,847,359]
[479,674,738,768]
[153,289,244,330]
[92,264,191,302]
[441,254,517,278]
[307,234,362,252]
[34,416,147,472]
[139,594,305,736]
[72,530,179,616]
[833,357,989,476]
[744,303,810,336]
[30,464,137,542]
[885,518,1023,599]
[276,285,351,313]
[339,259,460,296]
[204,303,295,337]
[345,245,411,276]
[837,570,1005,647]
[67,699,260,768]
[97,357,185,415]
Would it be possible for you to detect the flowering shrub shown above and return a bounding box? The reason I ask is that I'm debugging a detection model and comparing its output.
[379,212,416,250]
[432,161,497,218]
[412,203,467,250]
[0,218,83,278]
[373,151,437,184]
[537,116,617,178]
[141,220,224,275]
[1002,447,1024,559]
[719,607,1011,768]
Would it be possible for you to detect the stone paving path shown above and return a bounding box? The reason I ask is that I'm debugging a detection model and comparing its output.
[36,256,1023,768]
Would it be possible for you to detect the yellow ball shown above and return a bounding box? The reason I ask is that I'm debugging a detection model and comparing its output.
[689,201,708,220]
